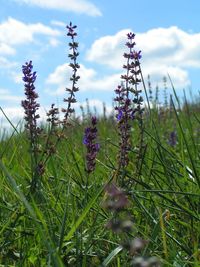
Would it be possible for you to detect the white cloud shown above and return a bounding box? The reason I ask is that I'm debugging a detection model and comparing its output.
[0,107,24,123]
[0,57,24,85]
[0,57,17,69]
[75,99,113,115]
[49,38,60,47]
[0,17,61,45]
[46,63,121,95]
[0,105,49,127]
[45,61,189,98]
[143,65,190,89]
[0,88,22,102]
[87,26,200,69]
[0,106,47,131]
[136,26,200,68]
[86,29,129,69]
[0,43,15,56]
[13,0,102,16]
[0,17,62,85]
[86,26,200,89]
[51,20,66,28]
[11,72,23,84]
[0,17,61,56]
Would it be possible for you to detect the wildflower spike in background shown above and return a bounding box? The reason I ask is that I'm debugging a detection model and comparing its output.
[83,116,100,173]
[62,22,80,125]
[21,60,40,139]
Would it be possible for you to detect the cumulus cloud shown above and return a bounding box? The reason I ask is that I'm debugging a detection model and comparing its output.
[0,57,17,69]
[136,26,200,68]
[0,106,47,131]
[0,57,24,85]
[0,106,24,130]
[0,17,61,56]
[50,20,66,28]
[48,38,61,47]
[0,107,23,118]
[86,26,200,68]
[45,63,121,95]
[86,29,129,69]
[86,26,200,88]
[0,43,15,56]
[13,0,102,16]
[45,62,190,99]
[75,99,113,115]
[0,17,62,86]
[0,88,22,103]
[0,103,51,128]
[144,65,190,89]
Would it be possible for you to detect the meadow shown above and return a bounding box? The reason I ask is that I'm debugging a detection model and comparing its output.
[0,23,200,266]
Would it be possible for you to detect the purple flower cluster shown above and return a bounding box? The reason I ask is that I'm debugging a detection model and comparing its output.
[44,103,60,156]
[115,32,143,169]
[21,60,43,192]
[103,183,132,233]
[115,85,135,121]
[47,103,59,127]
[114,85,133,168]
[66,22,77,38]
[83,116,100,173]
[21,61,41,140]
[62,22,80,125]
[122,32,143,115]
[103,183,160,265]
[168,130,177,147]
[104,183,129,212]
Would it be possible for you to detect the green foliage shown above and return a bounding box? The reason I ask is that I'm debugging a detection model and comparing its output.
[0,98,200,266]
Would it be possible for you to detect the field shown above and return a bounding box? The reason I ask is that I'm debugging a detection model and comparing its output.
[0,23,200,266]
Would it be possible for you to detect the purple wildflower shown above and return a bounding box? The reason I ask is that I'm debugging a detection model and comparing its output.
[62,22,80,125]
[117,109,123,121]
[66,22,77,37]
[103,183,134,235]
[130,50,142,60]
[114,85,133,168]
[83,116,100,173]
[47,103,59,127]
[21,60,43,192]
[104,183,129,211]
[168,130,177,147]
[115,90,134,165]
[114,32,143,170]
[21,61,41,141]
[127,32,135,39]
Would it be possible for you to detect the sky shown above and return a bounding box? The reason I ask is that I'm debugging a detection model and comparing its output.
[1,0,200,128]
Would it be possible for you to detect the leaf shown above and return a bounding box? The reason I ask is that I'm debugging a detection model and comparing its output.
[101,246,123,266]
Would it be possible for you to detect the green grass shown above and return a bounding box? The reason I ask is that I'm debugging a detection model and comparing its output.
[0,98,200,266]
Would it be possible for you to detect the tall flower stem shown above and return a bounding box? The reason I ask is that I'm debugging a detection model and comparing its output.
[114,32,143,186]
[21,61,42,192]
[62,22,80,126]
[83,117,100,174]
[38,22,80,168]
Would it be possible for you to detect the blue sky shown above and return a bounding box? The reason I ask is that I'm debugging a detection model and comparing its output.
[1,0,200,126]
